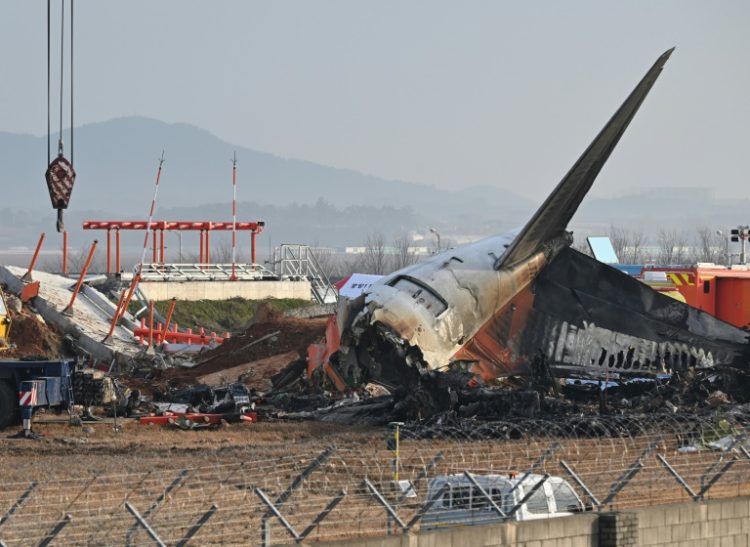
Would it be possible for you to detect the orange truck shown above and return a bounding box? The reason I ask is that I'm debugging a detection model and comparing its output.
[643,265,750,330]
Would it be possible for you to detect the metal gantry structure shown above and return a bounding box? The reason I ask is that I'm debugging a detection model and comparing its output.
[82,220,265,274]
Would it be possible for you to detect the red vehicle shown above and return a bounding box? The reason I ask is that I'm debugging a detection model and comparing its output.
[644,266,750,330]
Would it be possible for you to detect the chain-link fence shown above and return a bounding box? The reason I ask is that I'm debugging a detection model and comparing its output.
[2,412,750,546]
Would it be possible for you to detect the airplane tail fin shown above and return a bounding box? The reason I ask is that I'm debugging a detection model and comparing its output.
[496,48,674,269]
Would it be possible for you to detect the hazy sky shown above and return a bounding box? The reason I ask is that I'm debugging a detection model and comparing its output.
[2,1,749,200]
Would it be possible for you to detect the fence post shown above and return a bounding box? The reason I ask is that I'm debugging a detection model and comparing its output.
[601,441,658,506]
[38,513,72,547]
[560,460,601,508]
[463,471,506,517]
[509,441,561,495]
[255,487,300,543]
[298,489,348,541]
[255,445,336,546]
[266,446,335,512]
[696,459,737,501]
[363,479,406,530]
[125,469,188,546]
[507,474,549,518]
[176,504,218,547]
[125,502,166,547]
[261,516,271,547]
[656,454,698,500]
[0,481,38,529]
[406,484,448,530]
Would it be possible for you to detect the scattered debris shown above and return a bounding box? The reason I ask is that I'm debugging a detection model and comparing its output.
[0,266,139,364]
[195,351,299,390]
[707,390,730,408]
[4,294,22,314]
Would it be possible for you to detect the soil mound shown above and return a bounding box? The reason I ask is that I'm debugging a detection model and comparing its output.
[157,303,328,389]
[4,309,64,359]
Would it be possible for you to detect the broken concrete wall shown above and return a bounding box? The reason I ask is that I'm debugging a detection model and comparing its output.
[0,266,141,364]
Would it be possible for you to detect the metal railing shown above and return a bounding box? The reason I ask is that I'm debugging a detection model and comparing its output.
[271,245,337,304]
[134,263,278,282]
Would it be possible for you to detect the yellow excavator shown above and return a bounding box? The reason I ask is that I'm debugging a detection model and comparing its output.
[0,291,10,350]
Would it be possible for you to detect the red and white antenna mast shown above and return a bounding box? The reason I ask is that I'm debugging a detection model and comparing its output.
[230,151,238,280]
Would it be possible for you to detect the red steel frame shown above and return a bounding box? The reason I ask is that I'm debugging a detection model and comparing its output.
[82,220,264,274]
[134,319,229,346]
[22,233,46,281]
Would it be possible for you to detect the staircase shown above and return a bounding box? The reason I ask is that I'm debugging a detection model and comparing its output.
[272,245,338,304]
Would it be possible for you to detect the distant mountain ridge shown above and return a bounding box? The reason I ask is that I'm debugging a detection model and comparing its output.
[0,116,536,220]
[0,117,741,253]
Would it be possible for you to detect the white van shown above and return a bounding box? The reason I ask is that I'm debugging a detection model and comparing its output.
[421,473,584,530]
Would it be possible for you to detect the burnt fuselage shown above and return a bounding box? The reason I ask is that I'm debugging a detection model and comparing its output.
[336,232,571,386]
[337,245,750,389]
[330,49,750,392]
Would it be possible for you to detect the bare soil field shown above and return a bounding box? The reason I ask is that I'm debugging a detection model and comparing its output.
[0,420,377,479]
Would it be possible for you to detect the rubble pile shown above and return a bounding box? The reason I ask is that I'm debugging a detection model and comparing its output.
[256,357,750,428]
[1,288,65,359]
[5,262,750,434]
[155,303,326,392]
[198,303,326,369]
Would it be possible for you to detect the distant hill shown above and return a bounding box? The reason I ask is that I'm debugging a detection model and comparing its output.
[0,117,742,254]
[0,116,535,218]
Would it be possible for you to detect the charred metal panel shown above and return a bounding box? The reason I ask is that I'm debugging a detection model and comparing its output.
[524,248,750,376]
[452,287,536,381]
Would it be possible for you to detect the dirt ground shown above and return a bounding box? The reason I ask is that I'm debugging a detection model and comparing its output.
[146,304,327,393]
[0,419,378,480]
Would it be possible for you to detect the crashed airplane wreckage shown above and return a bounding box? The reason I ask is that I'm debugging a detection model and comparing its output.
[309,48,750,417]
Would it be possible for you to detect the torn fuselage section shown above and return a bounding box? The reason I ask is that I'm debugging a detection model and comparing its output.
[332,231,572,390]
[331,243,750,401]
[526,248,750,379]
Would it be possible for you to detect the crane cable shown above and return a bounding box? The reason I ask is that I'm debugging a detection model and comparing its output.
[58,0,64,155]
[45,0,76,233]
[47,0,50,168]
[70,0,74,165]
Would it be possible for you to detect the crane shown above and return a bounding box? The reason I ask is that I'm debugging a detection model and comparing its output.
[44,0,76,232]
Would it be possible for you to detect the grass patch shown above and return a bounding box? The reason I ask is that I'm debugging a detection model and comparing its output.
[128,297,311,333]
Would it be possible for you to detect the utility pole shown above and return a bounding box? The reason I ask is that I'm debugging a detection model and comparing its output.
[429,227,441,253]
[388,421,404,481]
[730,226,749,265]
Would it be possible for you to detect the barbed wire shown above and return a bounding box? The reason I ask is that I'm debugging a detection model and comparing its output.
[1,412,749,545]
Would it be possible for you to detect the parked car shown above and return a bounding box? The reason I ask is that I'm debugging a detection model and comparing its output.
[421,472,584,530]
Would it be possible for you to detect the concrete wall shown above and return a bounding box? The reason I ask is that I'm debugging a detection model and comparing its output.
[637,497,750,546]
[138,280,311,301]
[315,497,750,547]
[315,515,598,547]
[283,303,336,319]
